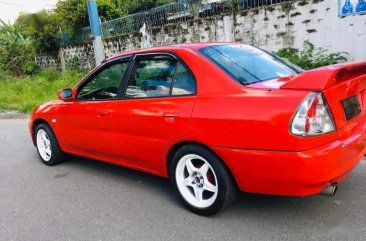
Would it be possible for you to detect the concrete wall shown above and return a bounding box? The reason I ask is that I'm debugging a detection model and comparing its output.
[34,55,60,69]
[62,44,95,70]
[37,0,366,70]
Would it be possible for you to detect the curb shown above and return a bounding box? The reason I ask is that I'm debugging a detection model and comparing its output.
[0,111,29,119]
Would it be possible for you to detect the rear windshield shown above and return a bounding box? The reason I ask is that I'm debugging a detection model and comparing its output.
[199,44,303,85]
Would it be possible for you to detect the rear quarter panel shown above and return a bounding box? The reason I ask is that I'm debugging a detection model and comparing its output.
[187,88,337,152]
[175,48,339,151]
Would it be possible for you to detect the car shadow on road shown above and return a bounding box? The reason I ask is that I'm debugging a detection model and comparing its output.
[62,155,356,219]
[64,155,175,196]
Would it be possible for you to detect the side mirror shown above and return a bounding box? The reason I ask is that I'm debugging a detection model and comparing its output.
[57,88,74,102]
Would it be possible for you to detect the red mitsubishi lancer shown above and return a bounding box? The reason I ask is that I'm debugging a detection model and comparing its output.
[29,43,366,215]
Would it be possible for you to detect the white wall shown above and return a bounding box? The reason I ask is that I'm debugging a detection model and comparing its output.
[241,0,366,61]
[145,0,366,61]
[38,0,366,69]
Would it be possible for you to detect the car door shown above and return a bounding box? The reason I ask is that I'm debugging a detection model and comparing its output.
[113,53,197,173]
[57,58,131,159]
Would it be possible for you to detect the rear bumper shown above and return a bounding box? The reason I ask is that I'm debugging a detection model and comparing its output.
[213,131,366,196]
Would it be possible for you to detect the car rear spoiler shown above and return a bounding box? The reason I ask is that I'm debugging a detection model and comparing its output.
[280,62,366,91]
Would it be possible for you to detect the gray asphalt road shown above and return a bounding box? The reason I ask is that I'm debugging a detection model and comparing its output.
[1,119,366,241]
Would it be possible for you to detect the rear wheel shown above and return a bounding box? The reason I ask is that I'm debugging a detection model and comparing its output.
[35,123,65,166]
[170,144,237,216]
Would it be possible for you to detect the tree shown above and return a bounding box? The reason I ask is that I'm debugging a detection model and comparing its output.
[53,0,174,35]
[0,20,33,76]
[54,0,126,36]
[125,0,174,14]
[2,0,177,72]
[16,11,61,54]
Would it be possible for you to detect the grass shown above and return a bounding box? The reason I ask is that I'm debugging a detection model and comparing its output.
[0,68,85,113]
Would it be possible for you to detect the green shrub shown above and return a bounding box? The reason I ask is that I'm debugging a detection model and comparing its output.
[23,61,40,75]
[275,40,348,70]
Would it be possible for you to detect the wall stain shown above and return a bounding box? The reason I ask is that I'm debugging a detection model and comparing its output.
[306,29,317,33]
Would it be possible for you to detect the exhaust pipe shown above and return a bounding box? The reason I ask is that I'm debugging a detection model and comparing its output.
[320,184,337,197]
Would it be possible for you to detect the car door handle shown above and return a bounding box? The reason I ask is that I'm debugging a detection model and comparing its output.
[163,114,177,120]
[96,110,109,117]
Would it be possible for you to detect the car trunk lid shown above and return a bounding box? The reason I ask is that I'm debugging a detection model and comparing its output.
[250,62,366,132]
[280,61,366,91]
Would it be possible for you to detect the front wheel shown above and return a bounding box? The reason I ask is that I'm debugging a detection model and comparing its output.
[170,144,237,216]
[35,123,65,166]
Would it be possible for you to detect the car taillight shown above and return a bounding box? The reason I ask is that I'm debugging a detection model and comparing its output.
[291,92,335,136]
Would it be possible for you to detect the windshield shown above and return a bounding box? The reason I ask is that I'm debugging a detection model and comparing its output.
[199,44,303,85]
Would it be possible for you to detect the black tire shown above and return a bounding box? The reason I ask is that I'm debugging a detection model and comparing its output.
[170,144,238,216]
[34,123,65,166]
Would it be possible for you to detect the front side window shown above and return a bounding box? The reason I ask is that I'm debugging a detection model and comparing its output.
[199,44,302,85]
[78,62,129,100]
[126,58,178,98]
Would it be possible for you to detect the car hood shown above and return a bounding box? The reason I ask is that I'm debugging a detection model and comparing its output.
[31,100,66,114]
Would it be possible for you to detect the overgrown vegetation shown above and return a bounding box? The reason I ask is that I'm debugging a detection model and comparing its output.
[54,0,126,37]
[0,0,174,76]
[18,0,173,47]
[0,69,84,113]
[275,40,348,70]
[17,11,61,54]
[0,21,34,76]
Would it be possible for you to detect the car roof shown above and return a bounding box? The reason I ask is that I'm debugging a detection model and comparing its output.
[105,42,240,62]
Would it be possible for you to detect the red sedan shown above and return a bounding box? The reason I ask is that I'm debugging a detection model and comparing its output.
[30,43,366,215]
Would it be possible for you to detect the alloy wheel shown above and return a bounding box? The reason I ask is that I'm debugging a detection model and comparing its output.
[36,129,52,162]
[175,154,218,208]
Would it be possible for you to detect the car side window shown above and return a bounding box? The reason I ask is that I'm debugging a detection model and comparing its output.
[77,62,128,100]
[126,58,178,98]
[172,64,195,96]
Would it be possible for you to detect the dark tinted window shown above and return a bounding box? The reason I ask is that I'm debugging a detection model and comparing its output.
[126,59,177,98]
[199,44,300,85]
[77,62,128,100]
[172,64,195,96]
